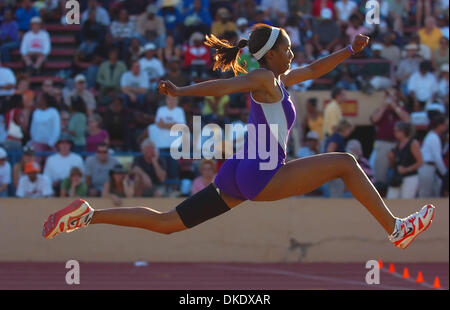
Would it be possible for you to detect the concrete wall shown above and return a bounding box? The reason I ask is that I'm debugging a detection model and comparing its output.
[0,198,447,263]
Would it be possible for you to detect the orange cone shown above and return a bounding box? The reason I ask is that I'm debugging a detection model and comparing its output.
[433,276,441,289]
[402,267,410,279]
[389,263,396,273]
[378,260,383,269]
[416,271,424,283]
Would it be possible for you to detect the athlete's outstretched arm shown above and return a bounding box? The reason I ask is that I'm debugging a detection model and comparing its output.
[281,34,370,87]
[158,69,273,97]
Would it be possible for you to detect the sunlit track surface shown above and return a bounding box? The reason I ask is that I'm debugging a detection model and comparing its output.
[0,262,447,290]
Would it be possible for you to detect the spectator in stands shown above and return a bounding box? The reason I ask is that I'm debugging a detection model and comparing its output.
[15,0,40,32]
[191,159,217,195]
[184,31,212,79]
[312,8,341,57]
[211,7,237,38]
[132,139,167,197]
[183,0,212,39]
[81,0,111,26]
[408,33,431,60]
[3,95,24,153]
[12,145,36,189]
[96,48,127,98]
[85,142,118,196]
[110,8,135,60]
[78,9,107,62]
[303,97,324,142]
[68,96,87,153]
[102,163,134,205]
[0,60,16,108]
[86,114,109,153]
[103,95,131,151]
[437,63,449,107]
[157,34,182,67]
[0,147,11,197]
[15,161,53,198]
[0,9,20,63]
[346,139,374,183]
[324,119,354,197]
[158,0,183,39]
[126,38,143,64]
[20,16,51,75]
[136,4,166,48]
[436,13,449,40]
[419,16,443,52]
[419,114,448,197]
[43,133,84,195]
[312,0,335,19]
[407,60,438,111]
[334,0,358,26]
[395,44,422,95]
[60,166,88,197]
[432,36,449,70]
[370,88,410,189]
[161,56,189,88]
[322,87,344,140]
[64,74,96,114]
[139,43,165,91]
[346,14,370,43]
[386,121,422,199]
[59,110,70,135]
[260,0,289,26]
[297,131,320,158]
[13,75,33,142]
[236,17,250,40]
[30,93,60,161]
[203,93,229,126]
[379,32,402,68]
[120,60,149,108]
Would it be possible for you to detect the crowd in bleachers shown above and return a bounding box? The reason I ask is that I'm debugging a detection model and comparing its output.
[0,0,448,201]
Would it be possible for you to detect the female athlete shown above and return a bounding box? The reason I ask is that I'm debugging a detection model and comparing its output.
[43,24,435,250]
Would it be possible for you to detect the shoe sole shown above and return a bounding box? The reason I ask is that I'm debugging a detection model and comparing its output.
[398,205,435,250]
[42,199,91,239]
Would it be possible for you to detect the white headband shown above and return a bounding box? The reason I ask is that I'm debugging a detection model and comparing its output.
[252,27,280,60]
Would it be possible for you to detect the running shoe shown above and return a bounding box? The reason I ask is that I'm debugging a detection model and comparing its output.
[42,199,94,239]
[389,204,435,249]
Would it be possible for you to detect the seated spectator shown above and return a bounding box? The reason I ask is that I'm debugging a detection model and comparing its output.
[162,56,189,87]
[16,161,53,198]
[20,17,51,75]
[202,94,229,126]
[379,32,402,67]
[103,95,132,151]
[407,60,438,111]
[184,32,212,79]
[30,93,60,162]
[102,163,134,205]
[136,4,166,47]
[303,98,324,142]
[126,38,143,64]
[110,8,136,60]
[0,9,20,63]
[0,60,17,107]
[312,8,341,57]
[396,44,422,95]
[312,0,334,19]
[419,115,448,197]
[182,0,212,40]
[157,34,182,67]
[60,110,70,135]
[68,96,88,153]
[3,95,23,153]
[139,43,165,91]
[322,87,344,140]
[334,0,357,26]
[432,36,449,71]
[78,8,107,62]
[15,0,40,32]
[96,48,127,98]
[158,0,183,39]
[437,63,449,107]
[419,16,443,52]
[64,74,97,114]
[236,17,250,40]
[386,121,423,199]
[81,0,111,26]
[86,114,109,153]
[191,159,216,195]
[120,60,149,108]
[42,78,64,111]
[12,145,36,189]
[85,142,118,196]
[346,139,374,183]
[132,139,167,197]
[0,147,11,197]
[211,7,237,38]
[60,166,88,197]
[408,33,431,60]
[297,131,320,158]
[43,133,84,195]
[346,14,369,43]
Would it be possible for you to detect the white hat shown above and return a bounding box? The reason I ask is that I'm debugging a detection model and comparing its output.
[306,131,319,140]
[440,63,449,72]
[0,147,7,159]
[144,43,156,51]
[74,74,86,82]
[371,43,383,51]
[236,17,248,27]
[30,16,42,24]
[404,44,419,50]
[320,8,332,20]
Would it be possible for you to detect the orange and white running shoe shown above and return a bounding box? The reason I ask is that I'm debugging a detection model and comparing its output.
[42,199,94,239]
[389,204,435,249]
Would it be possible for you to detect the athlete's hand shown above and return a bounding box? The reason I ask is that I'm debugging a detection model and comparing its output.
[158,80,179,97]
[351,34,370,53]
